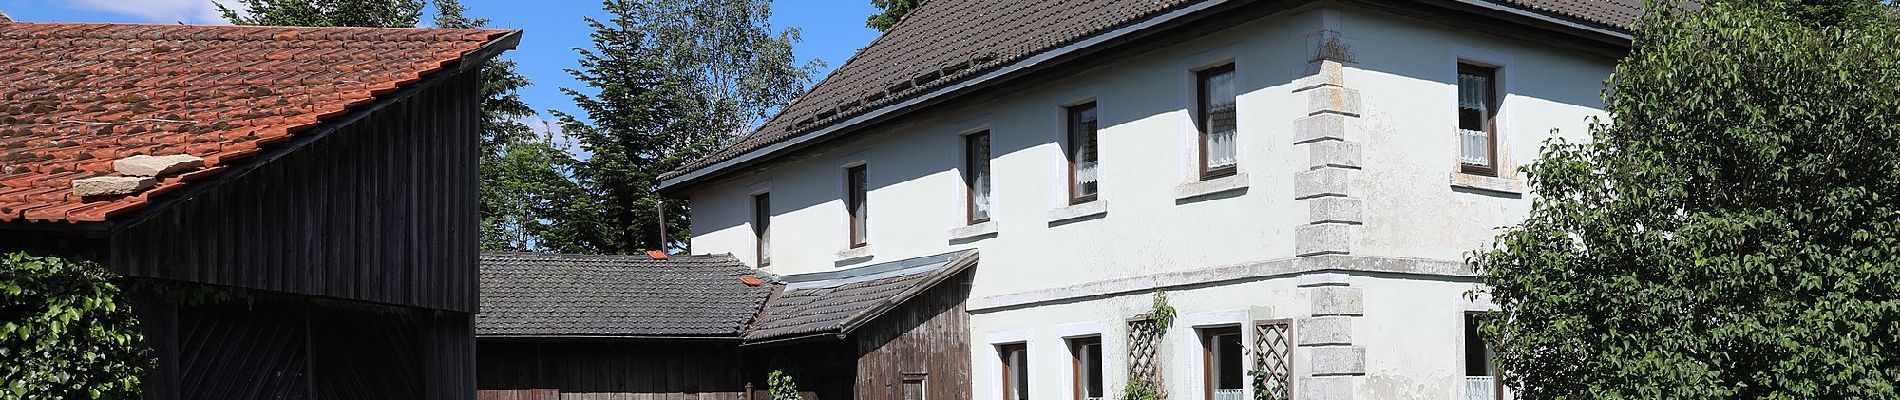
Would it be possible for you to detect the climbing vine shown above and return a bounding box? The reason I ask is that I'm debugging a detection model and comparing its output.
[0,252,150,399]
[766,357,801,400]
[1121,289,1176,400]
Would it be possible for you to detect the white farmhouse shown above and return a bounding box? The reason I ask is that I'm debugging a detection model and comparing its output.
[660,0,1636,399]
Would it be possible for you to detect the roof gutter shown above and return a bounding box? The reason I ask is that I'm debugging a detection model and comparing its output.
[656,0,1244,195]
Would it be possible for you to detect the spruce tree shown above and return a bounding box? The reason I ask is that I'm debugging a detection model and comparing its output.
[554,0,815,254]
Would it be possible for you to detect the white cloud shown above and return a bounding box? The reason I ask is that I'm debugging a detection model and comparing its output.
[67,0,226,24]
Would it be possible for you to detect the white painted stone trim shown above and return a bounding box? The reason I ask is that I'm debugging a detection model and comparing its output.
[948,220,999,241]
[1051,320,1112,339]
[1183,309,1248,328]
[967,255,1471,312]
[1175,172,1250,201]
[835,245,873,262]
[1449,172,1526,195]
[1046,200,1108,223]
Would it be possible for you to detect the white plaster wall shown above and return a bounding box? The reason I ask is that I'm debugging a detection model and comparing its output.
[965,274,1486,400]
[689,4,1610,292]
[692,11,1317,291]
[685,4,1616,399]
[1339,7,1610,261]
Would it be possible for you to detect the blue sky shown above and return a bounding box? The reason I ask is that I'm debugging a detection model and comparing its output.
[0,0,879,125]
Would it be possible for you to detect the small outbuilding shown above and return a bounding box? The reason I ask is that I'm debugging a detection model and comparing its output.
[0,21,518,399]
[476,250,979,400]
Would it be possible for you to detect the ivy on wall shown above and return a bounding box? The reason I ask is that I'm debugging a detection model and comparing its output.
[0,252,150,399]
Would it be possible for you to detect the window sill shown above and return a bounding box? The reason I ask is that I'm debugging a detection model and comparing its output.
[835,245,873,262]
[948,220,998,241]
[1449,172,1524,195]
[1175,172,1250,201]
[1047,200,1108,224]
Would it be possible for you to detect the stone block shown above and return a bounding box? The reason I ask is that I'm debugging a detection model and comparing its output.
[1294,168,1350,199]
[72,176,156,197]
[1295,223,1352,256]
[1293,114,1349,144]
[1308,141,1361,170]
[1308,286,1363,316]
[1308,197,1363,225]
[1296,272,1351,287]
[1305,86,1362,117]
[1297,316,1353,346]
[113,154,204,177]
[1299,376,1358,400]
[1295,60,1345,92]
[1308,346,1367,376]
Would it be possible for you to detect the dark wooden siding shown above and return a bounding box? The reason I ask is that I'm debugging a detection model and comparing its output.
[134,294,473,400]
[478,341,750,400]
[850,271,974,400]
[104,68,482,313]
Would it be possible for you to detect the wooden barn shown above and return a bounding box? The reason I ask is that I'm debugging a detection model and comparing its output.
[475,250,978,400]
[0,21,518,399]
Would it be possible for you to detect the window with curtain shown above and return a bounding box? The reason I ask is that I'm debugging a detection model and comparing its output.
[1203,327,1244,400]
[1457,64,1499,175]
[966,131,992,223]
[753,193,770,267]
[1198,64,1238,179]
[1067,103,1099,204]
[846,165,868,248]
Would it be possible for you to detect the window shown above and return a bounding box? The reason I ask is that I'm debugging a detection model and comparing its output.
[1465,313,1502,400]
[846,165,868,248]
[966,131,992,224]
[1457,63,1500,176]
[1202,327,1243,400]
[1069,337,1104,400]
[1000,343,1030,400]
[1197,64,1238,179]
[1066,103,1100,204]
[903,374,927,400]
[753,193,771,267]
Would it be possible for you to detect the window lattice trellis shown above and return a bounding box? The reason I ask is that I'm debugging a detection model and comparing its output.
[1127,318,1166,388]
[1253,320,1294,400]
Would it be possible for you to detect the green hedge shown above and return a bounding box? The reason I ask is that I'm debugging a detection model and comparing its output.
[0,252,148,399]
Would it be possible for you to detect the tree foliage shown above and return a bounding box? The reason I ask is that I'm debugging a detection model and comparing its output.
[866,0,923,32]
[0,253,148,400]
[433,0,585,252]
[216,0,423,27]
[224,0,577,252]
[1472,1,1900,398]
[552,0,817,254]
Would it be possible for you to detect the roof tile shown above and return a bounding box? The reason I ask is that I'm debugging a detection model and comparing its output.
[0,22,509,223]
[663,0,1642,183]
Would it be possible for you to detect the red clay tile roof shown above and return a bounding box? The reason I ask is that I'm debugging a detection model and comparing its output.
[660,0,1642,186]
[0,23,511,223]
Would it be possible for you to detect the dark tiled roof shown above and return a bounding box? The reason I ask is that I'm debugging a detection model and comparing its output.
[661,0,1642,185]
[745,250,978,342]
[1505,0,1645,28]
[0,23,513,222]
[477,252,774,338]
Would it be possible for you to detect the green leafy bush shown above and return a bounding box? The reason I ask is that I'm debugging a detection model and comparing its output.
[1472,1,1900,398]
[0,252,148,399]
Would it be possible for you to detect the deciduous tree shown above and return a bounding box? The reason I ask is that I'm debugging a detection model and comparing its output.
[866,0,923,31]
[1472,2,1900,398]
